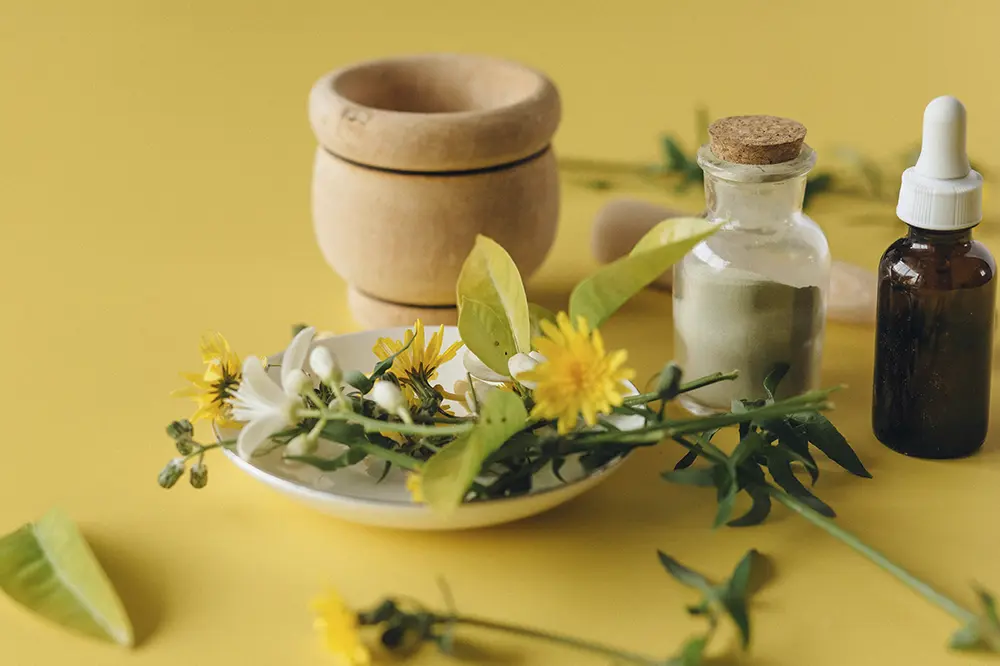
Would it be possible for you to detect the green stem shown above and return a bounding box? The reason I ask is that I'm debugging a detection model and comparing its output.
[769,489,977,625]
[329,411,472,437]
[624,371,740,406]
[344,440,422,471]
[577,394,832,447]
[434,614,663,666]
[185,439,235,462]
[300,407,474,437]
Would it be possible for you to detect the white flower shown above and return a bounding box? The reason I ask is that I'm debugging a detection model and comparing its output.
[309,346,342,384]
[462,349,509,383]
[371,381,405,414]
[230,326,316,460]
[508,351,546,389]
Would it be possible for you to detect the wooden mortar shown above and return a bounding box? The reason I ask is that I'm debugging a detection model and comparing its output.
[309,54,561,327]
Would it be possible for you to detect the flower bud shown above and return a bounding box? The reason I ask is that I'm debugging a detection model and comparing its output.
[285,433,318,457]
[174,438,195,456]
[166,419,194,441]
[309,346,343,385]
[508,353,540,389]
[656,362,682,398]
[189,461,208,489]
[371,381,405,414]
[283,368,310,395]
[157,458,186,489]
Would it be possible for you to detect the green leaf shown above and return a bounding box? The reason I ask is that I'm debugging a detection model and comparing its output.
[0,509,133,646]
[343,370,374,394]
[568,217,717,329]
[668,635,708,666]
[949,623,983,651]
[794,414,872,478]
[320,421,368,444]
[662,136,690,171]
[713,482,738,528]
[976,587,1000,627]
[285,448,368,471]
[422,391,528,513]
[764,449,835,517]
[527,303,556,340]
[720,550,756,647]
[673,449,699,470]
[662,466,716,487]
[765,418,818,484]
[727,486,772,527]
[656,551,714,596]
[371,334,415,380]
[762,363,790,401]
[456,236,531,374]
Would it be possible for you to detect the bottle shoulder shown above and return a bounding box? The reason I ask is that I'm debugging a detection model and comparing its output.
[878,234,996,290]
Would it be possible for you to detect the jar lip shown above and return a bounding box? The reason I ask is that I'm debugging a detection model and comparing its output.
[309,54,561,173]
[697,143,816,183]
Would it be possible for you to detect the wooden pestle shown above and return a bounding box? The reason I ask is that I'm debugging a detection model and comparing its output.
[591,197,877,325]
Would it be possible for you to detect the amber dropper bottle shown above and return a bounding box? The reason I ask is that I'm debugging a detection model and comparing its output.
[873,96,995,458]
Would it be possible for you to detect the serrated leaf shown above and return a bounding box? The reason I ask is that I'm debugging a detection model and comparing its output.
[456,236,531,373]
[0,509,133,646]
[662,466,716,487]
[527,303,556,340]
[794,414,872,478]
[568,217,717,329]
[422,391,527,513]
[657,552,714,595]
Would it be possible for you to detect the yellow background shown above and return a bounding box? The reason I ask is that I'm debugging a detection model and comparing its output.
[2,1,1000,664]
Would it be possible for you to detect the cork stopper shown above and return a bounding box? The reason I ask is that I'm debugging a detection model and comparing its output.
[708,115,807,165]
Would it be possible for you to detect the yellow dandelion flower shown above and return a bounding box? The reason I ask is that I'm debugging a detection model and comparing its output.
[172,332,243,429]
[519,312,635,435]
[406,472,424,503]
[373,319,463,387]
[311,591,371,666]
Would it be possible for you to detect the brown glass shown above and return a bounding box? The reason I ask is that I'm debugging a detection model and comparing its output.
[873,226,996,458]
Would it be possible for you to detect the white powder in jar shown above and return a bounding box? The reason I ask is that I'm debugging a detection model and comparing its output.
[673,261,824,410]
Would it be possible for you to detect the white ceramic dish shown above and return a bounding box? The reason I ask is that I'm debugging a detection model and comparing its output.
[220,326,641,530]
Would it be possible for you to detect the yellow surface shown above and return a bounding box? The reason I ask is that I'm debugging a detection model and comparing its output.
[2,1,1000,664]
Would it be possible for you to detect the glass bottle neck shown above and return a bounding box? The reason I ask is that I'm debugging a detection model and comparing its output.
[906,226,973,244]
[705,173,807,229]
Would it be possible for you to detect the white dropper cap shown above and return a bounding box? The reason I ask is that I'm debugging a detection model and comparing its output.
[896,96,983,231]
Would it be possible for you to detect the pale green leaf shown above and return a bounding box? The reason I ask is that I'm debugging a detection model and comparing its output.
[0,508,133,646]
[422,391,528,513]
[527,302,557,340]
[456,236,531,373]
[457,297,518,376]
[568,217,717,328]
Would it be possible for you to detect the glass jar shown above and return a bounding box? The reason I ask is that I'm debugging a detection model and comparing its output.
[673,144,831,414]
